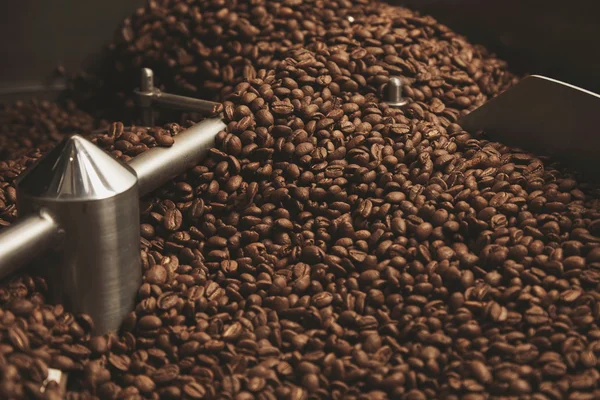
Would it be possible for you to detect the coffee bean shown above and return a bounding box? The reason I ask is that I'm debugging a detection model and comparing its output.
[146,265,167,285]
[61,343,92,360]
[163,209,183,231]
[2,1,600,399]
[7,326,29,351]
[542,361,567,377]
[9,298,34,316]
[384,192,406,204]
[51,355,75,371]
[311,292,333,308]
[156,134,175,147]
[27,359,49,384]
[108,354,131,372]
[470,361,492,384]
[183,382,206,399]
[138,315,162,330]
[89,336,109,355]
[157,292,178,310]
[301,246,323,263]
[295,142,314,157]
[524,306,549,325]
[223,322,243,341]
[152,364,179,384]
[255,110,274,127]
[134,375,155,394]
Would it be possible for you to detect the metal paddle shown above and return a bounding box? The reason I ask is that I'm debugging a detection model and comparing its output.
[459,75,600,179]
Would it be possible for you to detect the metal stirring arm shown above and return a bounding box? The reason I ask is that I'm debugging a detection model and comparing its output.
[136,87,219,114]
[0,117,225,281]
[0,116,224,336]
[131,68,226,195]
[130,117,225,196]
[134,68,220,126]
[459,75,600,180]
[0,64,225,335]
[0,211,60,278]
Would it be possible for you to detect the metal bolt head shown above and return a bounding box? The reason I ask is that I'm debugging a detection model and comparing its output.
[140,68,155,93]
[41,369,67,395]
[385,76,409,107]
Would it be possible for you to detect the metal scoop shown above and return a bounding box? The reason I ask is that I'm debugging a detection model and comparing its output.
[459,75,600,178]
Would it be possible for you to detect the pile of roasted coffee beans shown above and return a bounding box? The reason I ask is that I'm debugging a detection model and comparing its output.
[0,100,95,162]
[71,0,515,120]
[2,1,600,399]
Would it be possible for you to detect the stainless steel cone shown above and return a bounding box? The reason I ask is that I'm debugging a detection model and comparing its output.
[17,134,141,334]
[0,116,224,334]
[17,134,138,200]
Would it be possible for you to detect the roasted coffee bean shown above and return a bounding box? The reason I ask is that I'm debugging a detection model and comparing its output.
[107,353,131,373]
[2,1,600,399]
[163,209,183,231]
[0,100,95,162]
[7,326,29,351]
[183,382,206,399]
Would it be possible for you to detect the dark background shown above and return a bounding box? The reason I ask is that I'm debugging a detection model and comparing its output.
[399,0,600,92]
[1,0,599,99]
[0,0,144,100]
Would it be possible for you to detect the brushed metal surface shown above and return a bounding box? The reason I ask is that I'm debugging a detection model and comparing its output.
[0,211,60,280]
[150,92,221,114]
[385,76,409,108]
[17,135,141,334]
[460,75,600,177]
[129,117,226,196]
[17,135,138,200]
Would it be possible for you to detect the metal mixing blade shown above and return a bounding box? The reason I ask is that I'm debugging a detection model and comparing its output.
[459,75,600,178]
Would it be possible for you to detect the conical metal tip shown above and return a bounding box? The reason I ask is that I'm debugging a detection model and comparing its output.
[17,135,137,201]
[386,76,408,107]
[141,68,154,92]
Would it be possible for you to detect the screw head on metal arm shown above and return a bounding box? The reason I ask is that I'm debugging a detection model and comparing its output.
[385,76,409,108]
[140,68,155,94]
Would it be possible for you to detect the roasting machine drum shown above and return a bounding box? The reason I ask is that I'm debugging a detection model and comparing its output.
[2,1,600,395]
[2,66,599,338]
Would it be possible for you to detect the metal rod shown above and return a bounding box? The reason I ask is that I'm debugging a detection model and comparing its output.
[139,68,155,126]
[0,210,60,279]
[129,117,226,196]
[140,106,155,127]
[135,67,221,126]
[152,91,221,114]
